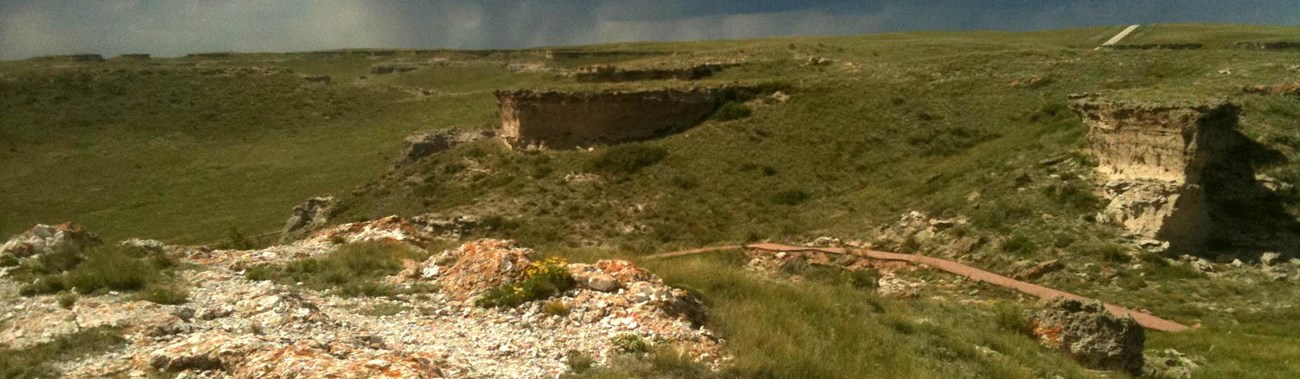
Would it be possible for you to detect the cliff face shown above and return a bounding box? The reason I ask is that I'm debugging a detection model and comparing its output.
[495,88,728,149]
[1069,98,1242,248]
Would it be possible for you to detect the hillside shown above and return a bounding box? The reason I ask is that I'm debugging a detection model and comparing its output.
[3,24,1300,378]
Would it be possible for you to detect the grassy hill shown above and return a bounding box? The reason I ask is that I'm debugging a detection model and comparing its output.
[3,23,1300,377]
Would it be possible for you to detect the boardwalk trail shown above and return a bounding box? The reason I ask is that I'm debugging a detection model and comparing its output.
[646,242,1190,332]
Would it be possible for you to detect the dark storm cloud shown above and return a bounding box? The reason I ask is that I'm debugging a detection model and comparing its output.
[0,1,1296,60]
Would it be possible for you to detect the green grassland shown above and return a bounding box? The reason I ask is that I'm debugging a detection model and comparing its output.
[4,23,1300,377]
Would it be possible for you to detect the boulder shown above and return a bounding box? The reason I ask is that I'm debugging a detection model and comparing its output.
[280,197,336,242]
[584,274,619,292]
[1,223,101,260]
[1260,252,1282,266]
[1031,298,1144,374]
[436,239,535,300]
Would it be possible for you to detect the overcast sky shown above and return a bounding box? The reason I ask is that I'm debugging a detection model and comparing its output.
[1,1,1297,60]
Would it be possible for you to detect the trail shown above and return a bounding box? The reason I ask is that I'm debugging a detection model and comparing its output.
[1098,24,1141,49]
[646,242,1190,333]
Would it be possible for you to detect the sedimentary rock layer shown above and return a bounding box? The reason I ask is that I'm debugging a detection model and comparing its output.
[1068,97,1240,248]
[495,88,734,149]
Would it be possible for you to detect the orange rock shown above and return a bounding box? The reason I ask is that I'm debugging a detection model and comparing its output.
[439,239,535,300]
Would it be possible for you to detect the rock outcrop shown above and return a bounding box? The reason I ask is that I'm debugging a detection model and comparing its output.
[396,128,495,166]
[280,196,336,242]
[0,223,101,261]
[1031,298,1144,374]
[434,239,537,300]
[370,62,419,75]
[495,88,732,149]
[1,219,725,378]
[1068,97,1240,249]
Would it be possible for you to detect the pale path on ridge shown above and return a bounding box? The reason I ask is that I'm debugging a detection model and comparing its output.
[1098,24,1141,49]
[646,243,1190,333]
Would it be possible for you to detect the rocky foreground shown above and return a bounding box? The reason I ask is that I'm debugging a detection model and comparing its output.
[0,218,725,378]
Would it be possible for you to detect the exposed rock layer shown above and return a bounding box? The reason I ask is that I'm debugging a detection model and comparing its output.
[495,88,734,149]
[396,129,495,166]
[1069,97,1240,248]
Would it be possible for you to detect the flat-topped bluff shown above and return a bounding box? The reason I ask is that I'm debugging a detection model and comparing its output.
[1069,96,1239,249]
[495,87,756,149]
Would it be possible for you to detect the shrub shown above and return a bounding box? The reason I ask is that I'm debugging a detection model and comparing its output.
[1001,235,1035,256]
[1087,243,1131,263]
[135,282,189,305]
[992,303,1032,336]
[57,292,78,309]
[849,270,879,290]
[587,145,668,175]
[611,334,650,354]
[566,350,596,373]
[544,300,571,316]
[771,189,811,205]
[244,241,428,297]
[476,257,576,308]
[1044,180,1100,211]
[711,101,752,121]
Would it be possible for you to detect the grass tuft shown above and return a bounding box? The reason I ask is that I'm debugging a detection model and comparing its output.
[245,240,429,297]
[711,101,752,121]
[0,327,126,378]
[14,244,186,303]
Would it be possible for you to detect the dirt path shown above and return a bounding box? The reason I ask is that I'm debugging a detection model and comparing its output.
[646,243,1190,332]
[1098,24,1141,49]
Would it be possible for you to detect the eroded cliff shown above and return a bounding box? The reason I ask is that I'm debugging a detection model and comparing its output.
[1069,97,1241,249]
[495,88,734,149]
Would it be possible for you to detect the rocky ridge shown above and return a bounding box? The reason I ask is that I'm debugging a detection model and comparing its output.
[0,218,725,378]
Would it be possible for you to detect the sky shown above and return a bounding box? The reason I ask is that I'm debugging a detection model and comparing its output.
[1,1,1297,60]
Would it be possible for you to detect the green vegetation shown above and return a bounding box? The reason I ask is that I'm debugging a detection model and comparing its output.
[245,240,430,297]
[362,302,411,317]
[0,327,126,379]
[565,346,716,379]
[610,334,650,354]
[475,257,576,308]
[711,101,752,121]
[5,24,1300,377]
[586,144,669,175]
[11,244,187,304]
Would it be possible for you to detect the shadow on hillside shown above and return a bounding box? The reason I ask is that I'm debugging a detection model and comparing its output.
[1200,127,1300,261]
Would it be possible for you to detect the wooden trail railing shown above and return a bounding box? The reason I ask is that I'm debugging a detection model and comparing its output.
[646,243,1190,333]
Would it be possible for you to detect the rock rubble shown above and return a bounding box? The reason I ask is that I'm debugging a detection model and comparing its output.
[1,218,726,378]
